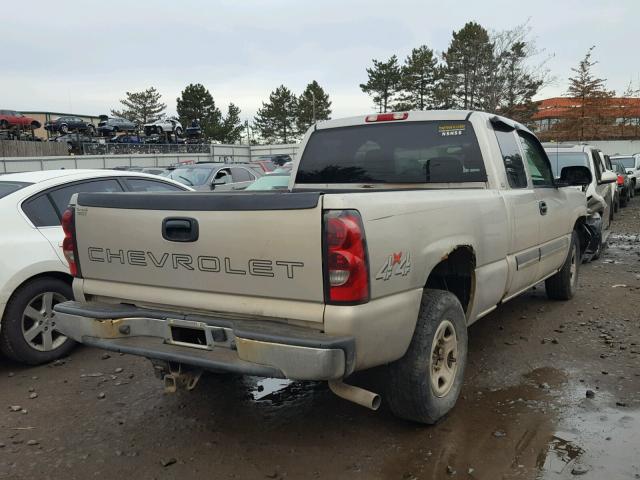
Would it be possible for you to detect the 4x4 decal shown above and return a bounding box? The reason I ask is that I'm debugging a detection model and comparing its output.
[375,252,411,281]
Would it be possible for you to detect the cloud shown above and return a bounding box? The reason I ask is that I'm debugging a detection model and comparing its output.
[2,0,638,119]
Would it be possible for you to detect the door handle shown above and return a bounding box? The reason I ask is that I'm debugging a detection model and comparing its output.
[539,201,548,216]
[162,217,199,242]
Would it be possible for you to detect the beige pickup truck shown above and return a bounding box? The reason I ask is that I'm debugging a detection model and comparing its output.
[54,111,594,423]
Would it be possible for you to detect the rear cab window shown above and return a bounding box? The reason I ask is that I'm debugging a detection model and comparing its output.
[295,121,487,184]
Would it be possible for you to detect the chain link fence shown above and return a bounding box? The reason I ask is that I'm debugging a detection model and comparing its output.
[82,143,212,156]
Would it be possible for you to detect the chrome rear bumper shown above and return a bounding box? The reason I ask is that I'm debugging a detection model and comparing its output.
[53,301,354,380]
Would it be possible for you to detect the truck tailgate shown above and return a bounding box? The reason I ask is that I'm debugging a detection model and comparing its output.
[72,192,325,319]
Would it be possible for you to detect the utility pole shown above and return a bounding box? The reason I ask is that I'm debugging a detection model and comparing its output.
[245,120,251,145]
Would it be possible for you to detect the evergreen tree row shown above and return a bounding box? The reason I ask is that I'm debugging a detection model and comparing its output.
[111,84,244,143]
[360,21,548,124]
[253,81,332,144]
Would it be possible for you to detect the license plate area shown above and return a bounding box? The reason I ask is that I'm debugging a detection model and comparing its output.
[165,318,232,350]
[170,325,207,347]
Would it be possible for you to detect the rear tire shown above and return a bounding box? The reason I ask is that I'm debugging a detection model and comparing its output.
[546,231,579,300]
[385,289,468,424]
[60,124,69,134]
[0,277,75,365]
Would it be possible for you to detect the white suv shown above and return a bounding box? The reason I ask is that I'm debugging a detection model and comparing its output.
[0,170,190,364]
[544,143,617,258]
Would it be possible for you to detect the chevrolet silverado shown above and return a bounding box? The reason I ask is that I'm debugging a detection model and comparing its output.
[54,111,593,423]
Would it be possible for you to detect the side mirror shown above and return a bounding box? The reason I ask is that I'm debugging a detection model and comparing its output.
[558,166,592,187]
[211,178,226,190]
[598,170,618,185]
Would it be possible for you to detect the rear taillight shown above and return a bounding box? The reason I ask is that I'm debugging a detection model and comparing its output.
[61,208,78,277]
[323,210,369,304]
[617,175,624,186]
[365,112,408,123]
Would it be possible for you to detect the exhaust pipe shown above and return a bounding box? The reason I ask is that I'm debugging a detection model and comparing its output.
[328,379,381,411]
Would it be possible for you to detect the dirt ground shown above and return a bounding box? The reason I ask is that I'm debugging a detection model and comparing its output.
[1,200,639,480]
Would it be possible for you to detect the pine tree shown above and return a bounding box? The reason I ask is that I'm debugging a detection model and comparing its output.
[296,81,332,133]
[441,22,495,109]
[360,56,401,112]
[218,103,244,143]
[254,86,298,144]
[176,83,222,140]
[396,46,439,110]
[565,46,614,140]
[111,87,166,125]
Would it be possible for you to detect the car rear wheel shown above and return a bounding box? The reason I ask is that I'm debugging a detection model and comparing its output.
[175,127,183,136]
[384,289,468,424]
[0,277,75,365]
[0,120,8,129]
[60,124,69,134]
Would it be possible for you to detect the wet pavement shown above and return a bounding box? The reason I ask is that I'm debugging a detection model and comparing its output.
[1,200,639,479]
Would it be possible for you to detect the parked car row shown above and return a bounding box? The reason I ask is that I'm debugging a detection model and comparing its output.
[544,144,639,260]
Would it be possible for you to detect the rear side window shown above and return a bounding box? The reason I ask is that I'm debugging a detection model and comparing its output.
[296,121,487,184]
[591,150,604,181]
[22,195,59,227]
[124,178,185,192]
[49,179,123,214]
[494,130,527,188]
[0,181,32,199]
[518,132,555,187]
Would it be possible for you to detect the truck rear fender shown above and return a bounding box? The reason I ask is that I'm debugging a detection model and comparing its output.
[421,243,476,319]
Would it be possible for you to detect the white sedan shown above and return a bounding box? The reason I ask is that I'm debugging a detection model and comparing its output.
[0,169,191,364]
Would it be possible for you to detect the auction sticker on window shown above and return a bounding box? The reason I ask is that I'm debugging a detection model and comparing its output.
[438,123,466,137]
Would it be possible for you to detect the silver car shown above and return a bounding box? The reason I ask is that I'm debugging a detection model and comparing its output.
[162,163,262,191]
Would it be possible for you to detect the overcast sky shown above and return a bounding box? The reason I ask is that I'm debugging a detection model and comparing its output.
[3,0,639,120]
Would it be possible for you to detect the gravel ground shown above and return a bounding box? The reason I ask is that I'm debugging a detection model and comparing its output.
[1,198,639,480]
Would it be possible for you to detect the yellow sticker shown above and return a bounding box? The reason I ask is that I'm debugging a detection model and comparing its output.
[438,124,466,137]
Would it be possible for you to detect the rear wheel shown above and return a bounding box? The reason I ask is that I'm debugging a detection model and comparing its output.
[0,120,8,129]
[546,231,579,300]
[0,277,75,365]
[175,127,183,136]
[60,124,69,134]
[385,289,468,424]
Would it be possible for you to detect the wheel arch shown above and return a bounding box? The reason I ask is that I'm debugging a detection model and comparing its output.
[423,245,476,316]
[1,271,73,325]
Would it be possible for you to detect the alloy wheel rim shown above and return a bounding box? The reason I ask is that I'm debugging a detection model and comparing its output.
[429,320,458,397]
[21,292,68,352]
